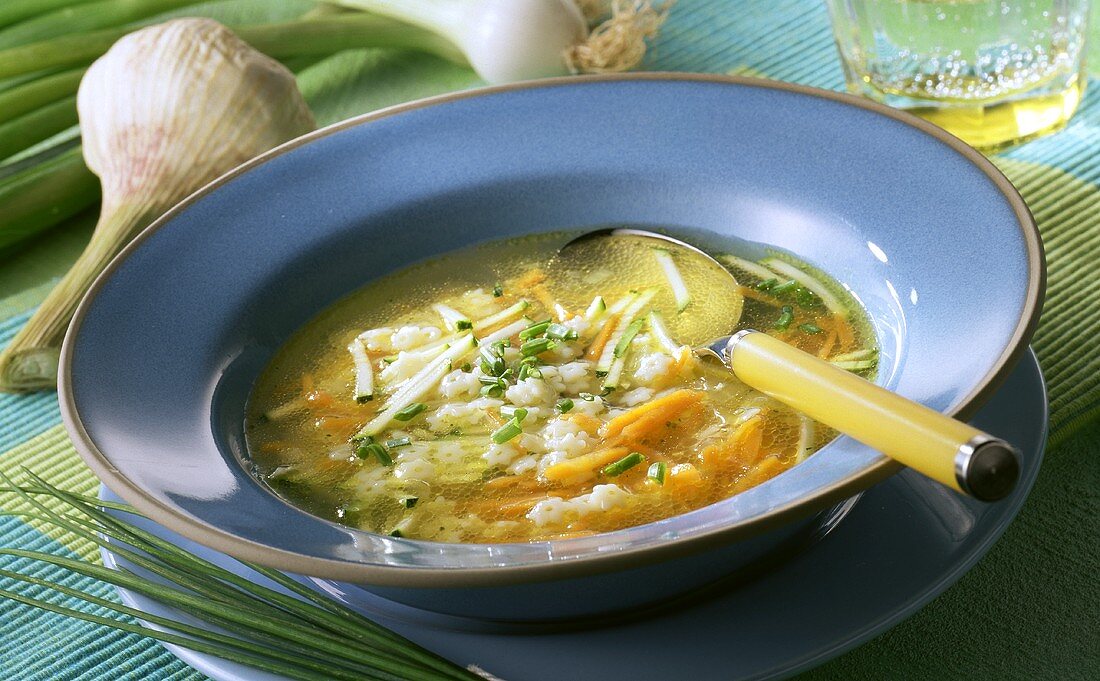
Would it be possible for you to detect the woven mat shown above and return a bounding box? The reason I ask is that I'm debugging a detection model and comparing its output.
[2,1,1097,679]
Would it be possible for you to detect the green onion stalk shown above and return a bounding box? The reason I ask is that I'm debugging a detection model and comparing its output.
[0,471,485,681]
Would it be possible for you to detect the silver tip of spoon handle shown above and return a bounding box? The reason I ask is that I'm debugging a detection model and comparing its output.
[954,435,1021,502]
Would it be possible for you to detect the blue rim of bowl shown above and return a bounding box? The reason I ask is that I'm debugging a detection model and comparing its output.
[58,73,1045,587]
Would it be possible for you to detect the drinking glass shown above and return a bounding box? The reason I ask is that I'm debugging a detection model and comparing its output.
[824,0,1090,150]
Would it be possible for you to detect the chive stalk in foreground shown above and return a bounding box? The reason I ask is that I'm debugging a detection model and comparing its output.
[0,474,482,681]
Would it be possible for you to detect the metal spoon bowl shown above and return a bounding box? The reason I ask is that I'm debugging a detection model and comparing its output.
[555,229,1020,502]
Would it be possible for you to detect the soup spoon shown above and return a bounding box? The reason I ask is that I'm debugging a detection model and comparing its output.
[555,229,1020,501]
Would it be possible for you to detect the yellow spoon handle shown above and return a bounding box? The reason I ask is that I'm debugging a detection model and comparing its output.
[725,331,1020,501]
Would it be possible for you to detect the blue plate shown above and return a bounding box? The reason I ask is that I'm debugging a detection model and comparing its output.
[63,74,1043,605]
[100,348,1047,680]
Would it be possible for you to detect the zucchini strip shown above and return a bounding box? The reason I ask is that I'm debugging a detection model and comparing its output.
[646,311,681,356]
[717,253,777,282]
[472,300,529,333]
[347,338,374,403]
[829,348,876,363]
[583,295,606,322]
[355,335,476,439]
[761,258,847,315]
[831,358,877,371]
[653,248,690,312]
[432,303,472,331]
[795,414,814,463]
[596,289,656,375]
[479,319,527,345]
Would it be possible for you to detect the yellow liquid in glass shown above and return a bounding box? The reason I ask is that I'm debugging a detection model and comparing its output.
[826,0,1090,150]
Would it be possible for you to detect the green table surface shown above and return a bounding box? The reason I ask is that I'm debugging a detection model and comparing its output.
[1,1,1098,679]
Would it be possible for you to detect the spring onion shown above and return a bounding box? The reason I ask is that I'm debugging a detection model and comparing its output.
[775,306,794,331]
[799,322,822,335]
[754,277,778,291]
[556,398,574,413]
[331,0,668,84]
[520,337,556,357]
[492,282,504,297]
[432,303,472,331]
[356,441,393,465]
[646,461,667,484]
[519,319,552,339]
[0,20,316,392]
[602,452,645,476]
[393,402,428,422]
[770,279,800,295]
[347,338,374,403]
[653,247,690,312]
[491,417,524,444]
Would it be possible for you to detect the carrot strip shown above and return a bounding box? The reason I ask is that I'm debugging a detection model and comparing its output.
[665,463,703,495]
[314,416,359,436]
[542,446,631,484]
[740,286,783,306]
[731,456,786,494]
[564,412,603,435]
[700,416,765,471]
[816,327,839,359]
[515,268,548,288]
[484,475,542,492]
[584,312,621,360]
[600,389,702,440]
[615,401,705,448]
[834,312,855,350]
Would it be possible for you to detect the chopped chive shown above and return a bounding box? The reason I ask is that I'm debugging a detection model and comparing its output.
[460,362,472,373]
[647,461,667,484]
[794,287,818,309]
[799,322,822,335]
[480,384,504,397]
[771,279,800,295]
[455,320,473,330]
[613,318,645,358]
[393,402,428,422]
[401,497,418,509]
[557,398,574,414]
[493,282,504,297]
[381,355,398,364]
[519,320,552,339]
[384,437,412,448]
[545,323,577,341]
[500,406,528,421]
[775,306,794,331]
[389,529,404,537]
[602,452,645,477]
[578,392,597,401]
[491,418,523,444]
[356,442,392,466]
[520,337,556,357]
[755,277,778,291]
[479,374,505,386]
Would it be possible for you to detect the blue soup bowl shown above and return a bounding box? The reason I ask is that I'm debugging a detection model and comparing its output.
[60,74,1042,620]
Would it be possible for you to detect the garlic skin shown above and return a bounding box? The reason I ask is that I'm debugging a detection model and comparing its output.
[78,18,315,212]
[0,18,314,391]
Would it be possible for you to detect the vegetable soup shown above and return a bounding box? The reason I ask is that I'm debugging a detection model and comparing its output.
[245,232,875,543]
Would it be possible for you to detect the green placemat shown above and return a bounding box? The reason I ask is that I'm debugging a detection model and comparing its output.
[2,1,1098,679]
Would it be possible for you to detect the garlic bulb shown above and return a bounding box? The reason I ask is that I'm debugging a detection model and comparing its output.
[0,19,315,391]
